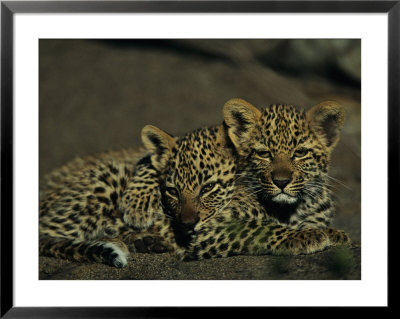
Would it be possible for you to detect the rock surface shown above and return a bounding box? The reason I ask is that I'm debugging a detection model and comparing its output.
[40,244,360,280]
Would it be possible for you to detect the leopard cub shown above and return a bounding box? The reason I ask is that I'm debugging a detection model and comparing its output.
[39,148,178,267]
[223,98,352,245]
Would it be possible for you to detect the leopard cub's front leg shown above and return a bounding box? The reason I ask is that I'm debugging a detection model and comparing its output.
[185,219,334,260]
[119,160,164,229]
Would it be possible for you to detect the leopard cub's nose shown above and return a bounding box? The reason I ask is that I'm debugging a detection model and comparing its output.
[272,177,291,190]
[182,216,200,230]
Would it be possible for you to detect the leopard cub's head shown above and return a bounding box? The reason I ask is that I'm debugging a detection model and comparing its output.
[223,98,345,206]
[141,125,237,234]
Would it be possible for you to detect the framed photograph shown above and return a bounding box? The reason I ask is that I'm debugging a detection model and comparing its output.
[1,0,394,316]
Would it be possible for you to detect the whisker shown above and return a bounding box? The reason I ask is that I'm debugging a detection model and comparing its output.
[321,173,352,190]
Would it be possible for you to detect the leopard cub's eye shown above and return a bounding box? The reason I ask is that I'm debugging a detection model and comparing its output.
[200,182,217,196]
[166,187,179,197]
[293,148,309,158]
[256,150,272,159]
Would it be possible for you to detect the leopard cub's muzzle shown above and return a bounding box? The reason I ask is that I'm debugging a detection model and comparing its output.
[262,162,299,204]
[180,202,200,233]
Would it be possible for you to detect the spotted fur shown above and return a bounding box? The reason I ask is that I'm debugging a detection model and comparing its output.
[223,98,349,239]
[39,148,179,267]
[39,98,351,266]
[140,119,350,260]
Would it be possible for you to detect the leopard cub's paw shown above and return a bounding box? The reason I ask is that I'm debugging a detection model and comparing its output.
[277,229,331,255]
[326,228,352,247]
[123,233,171,254]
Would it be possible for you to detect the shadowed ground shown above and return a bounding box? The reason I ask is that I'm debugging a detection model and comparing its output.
[39,39,361,280]
[40,245,360,280]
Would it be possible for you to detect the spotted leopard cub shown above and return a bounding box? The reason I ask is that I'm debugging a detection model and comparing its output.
[39,148,177,267]
[140,124,342,260]
[223,98,351,245]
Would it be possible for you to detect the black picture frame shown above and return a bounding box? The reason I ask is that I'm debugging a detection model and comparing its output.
[1,1,395,317]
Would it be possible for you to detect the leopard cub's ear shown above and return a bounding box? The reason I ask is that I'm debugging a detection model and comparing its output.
[306,101,345,150]
[141,125,176,171]
[223,98,261,150]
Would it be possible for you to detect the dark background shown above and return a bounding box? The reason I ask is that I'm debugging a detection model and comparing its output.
[39,39,361,279]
